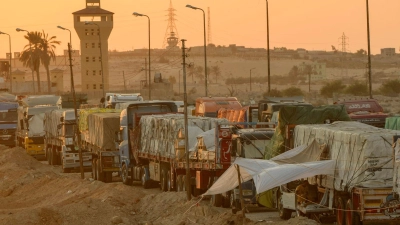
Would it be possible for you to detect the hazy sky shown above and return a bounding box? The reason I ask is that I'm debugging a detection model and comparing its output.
[0,0,399,58]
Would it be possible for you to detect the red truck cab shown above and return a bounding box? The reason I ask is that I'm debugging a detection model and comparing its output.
[334,99,388,128]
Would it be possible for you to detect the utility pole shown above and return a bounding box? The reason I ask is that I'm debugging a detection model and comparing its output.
[122,71,127,91]
[68,43,84,179]
[366,0,373,99]
[181,39,191,201]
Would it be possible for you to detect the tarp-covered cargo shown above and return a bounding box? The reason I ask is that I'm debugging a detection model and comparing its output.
[86,113,120,151]
[137,114,227,159]
[385,116,400,130]
[20,95,62,107]
[79,108,121,132]
[294,121,400,190]
[18,106,59,137]
[264,104,351,159]
[44,109,75,139]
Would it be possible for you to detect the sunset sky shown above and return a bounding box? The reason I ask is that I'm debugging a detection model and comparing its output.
[0,0,399,58]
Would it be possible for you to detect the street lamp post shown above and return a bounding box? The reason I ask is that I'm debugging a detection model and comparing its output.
[250,68,255,92]
[57,25,84,178]
[0,31,12,92]
[84,21,105,98]
[186,4,208,97]
[266,0,271,93]
[16,28,35,94]
[57,26,72,92]
[366,0,373,99]
[133,12,151,100]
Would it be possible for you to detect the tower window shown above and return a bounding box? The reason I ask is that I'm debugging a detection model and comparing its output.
[86,70,89,76]
[92,43,95,48]
[98,43,101,48]
[86,57,89,62]
[91,29,94,36]
[85,29,89,36]
[85,43,89,48]
[92,57,96,62]
[93,84,97,89]
[100,84,103,89]
[99,57,101,62]
[93,70,96,76]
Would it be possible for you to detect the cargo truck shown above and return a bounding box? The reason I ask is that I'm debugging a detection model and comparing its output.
[44,109,92,172]
[0,101,18,147]
[118,101,232,196]
[276,120,400,224]
[106,93,143,109]
[80,109,121,182]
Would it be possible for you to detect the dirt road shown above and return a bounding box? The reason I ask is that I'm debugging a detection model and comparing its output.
[0,146,319,225]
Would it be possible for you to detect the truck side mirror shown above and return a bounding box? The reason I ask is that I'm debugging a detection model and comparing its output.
[60,116,64,123]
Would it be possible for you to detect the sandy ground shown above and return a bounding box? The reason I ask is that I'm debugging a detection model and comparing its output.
[0,146,321,225]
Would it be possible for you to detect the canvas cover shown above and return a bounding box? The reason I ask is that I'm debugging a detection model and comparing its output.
[264,104,351,159]
[86,113,120,151]
[393,138,400,195]
[137,114,227,159]
[385,117,400,130]
[19,106,59,137]
[79,108,121,132]
[294,121,400,190]
[44,109,75,139]
[203,141,333,196]
[20,95,61,107]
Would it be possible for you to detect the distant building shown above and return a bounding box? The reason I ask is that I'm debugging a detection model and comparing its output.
[73,0,113,91]
[381,48,395,57]
[298,62,327,81]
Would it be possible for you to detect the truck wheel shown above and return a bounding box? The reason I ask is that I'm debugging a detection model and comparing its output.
[346,199,361,225]
[278,193,292,220]
[223,191,232,208]
[121,164,132,185]
[336,197,345,225]
[92,158,97,180]
[176,175,183,192]
[96,159,104,182]
[160,169,168,192]
[105,172,113,183]
[181,175,186,191]
[51,148,58,165]
[211,194,223,207]
[167,170,175,192]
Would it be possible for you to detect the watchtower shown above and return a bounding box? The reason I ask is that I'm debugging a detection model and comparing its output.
[73,0,113,91]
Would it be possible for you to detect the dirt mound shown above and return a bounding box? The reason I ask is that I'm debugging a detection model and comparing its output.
[0,146,320,225]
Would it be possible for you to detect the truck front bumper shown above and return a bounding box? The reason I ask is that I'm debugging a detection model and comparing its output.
[63,152,92,169]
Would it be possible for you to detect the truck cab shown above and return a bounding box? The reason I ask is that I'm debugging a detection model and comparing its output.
[0,102,18,147]
[334,98,388,128]
[106,93,143,109]
[195,97,242,118]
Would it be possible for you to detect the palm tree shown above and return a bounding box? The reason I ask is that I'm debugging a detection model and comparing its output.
[39,30,60,93]
[20,31,42,92]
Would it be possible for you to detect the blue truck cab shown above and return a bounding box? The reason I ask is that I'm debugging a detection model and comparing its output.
[0,101,19,147]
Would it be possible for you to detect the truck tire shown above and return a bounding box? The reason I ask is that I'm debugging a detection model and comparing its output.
[346,199,361,225]
[211,194,223,207]
[104,172,113,183]
[92,158,97,180]
[222,191,232,208]
[167,170,175,192]
[47,147,52,165]
[176,175,183,192]
[96,159,104,182]
[181,175,186,191]
[51,148,58,166]
[278,192,292,220]
[336,197,345,225]
[160,169,168,192]
[121,163,132,185]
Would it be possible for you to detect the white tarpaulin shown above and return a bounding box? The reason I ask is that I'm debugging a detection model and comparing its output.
[203,141,328,196]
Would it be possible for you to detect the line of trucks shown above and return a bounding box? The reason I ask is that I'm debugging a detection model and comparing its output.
[6,91,400,224]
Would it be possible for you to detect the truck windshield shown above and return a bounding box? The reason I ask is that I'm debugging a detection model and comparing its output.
[0,111,18,122]
[65,124,75,137]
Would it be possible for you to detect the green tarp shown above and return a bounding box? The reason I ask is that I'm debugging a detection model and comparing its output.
[385,117,400,130]
[264,104,351,159]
